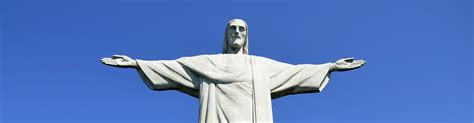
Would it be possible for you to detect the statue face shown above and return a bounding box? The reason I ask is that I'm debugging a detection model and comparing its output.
[226,20,247,49]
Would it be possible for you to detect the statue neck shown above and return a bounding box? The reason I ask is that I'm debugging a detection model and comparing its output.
[227,46,245,54]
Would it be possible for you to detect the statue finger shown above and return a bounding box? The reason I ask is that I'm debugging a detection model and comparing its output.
[341,65,351,69]
[122,55,132,61]
[357,62,365,67]
[114,57,124,62]
[100,58,107,62]
[354,60,365,64]
[102,59,119,66]
[115,61,123,66]
[100,58,108,64]
[337,58,352,64]
[353,62,364,67]
[342,57,354,60]
[343,58,354,63]
[348,64,362,69]
[107,60,119,65]
[101,58,113,63]
[112,55,124,58]
[115,61,131,67]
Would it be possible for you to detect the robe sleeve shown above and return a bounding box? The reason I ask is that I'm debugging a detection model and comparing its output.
[135,59,201,98]
[267,59,332,99]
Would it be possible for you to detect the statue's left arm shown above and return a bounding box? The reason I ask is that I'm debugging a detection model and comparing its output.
[266,57,365,99]
[267,60,332,99]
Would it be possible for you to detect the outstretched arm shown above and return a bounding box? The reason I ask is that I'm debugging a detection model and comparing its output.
[100,55,200,98]
[268,57,365,99]
[101,55,137,68]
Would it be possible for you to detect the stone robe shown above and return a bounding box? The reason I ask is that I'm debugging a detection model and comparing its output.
[136,54,331,123]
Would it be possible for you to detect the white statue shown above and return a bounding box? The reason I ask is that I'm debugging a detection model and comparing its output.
[101,19,365,123]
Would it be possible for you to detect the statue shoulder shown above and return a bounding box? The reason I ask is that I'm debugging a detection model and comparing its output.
[177,54,219,59]
[176,54,225,64]
[248,55,281,65]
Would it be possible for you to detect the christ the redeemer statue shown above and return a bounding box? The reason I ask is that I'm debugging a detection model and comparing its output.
[101,19,365,123]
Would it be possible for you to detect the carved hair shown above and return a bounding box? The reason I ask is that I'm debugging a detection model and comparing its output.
[222,19,249,54]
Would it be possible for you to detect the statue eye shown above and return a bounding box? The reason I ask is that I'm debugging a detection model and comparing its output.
[229,26,236,30]
[239,26,246,32]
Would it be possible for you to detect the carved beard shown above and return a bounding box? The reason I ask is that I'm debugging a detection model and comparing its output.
[231,39,243,48]
[224,38,243,54]
[229,35,244,49]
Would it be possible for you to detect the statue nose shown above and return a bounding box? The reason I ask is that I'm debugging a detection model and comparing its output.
[234,32,239,35]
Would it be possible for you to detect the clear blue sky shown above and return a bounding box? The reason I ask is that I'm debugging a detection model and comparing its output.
[1,0,472,122]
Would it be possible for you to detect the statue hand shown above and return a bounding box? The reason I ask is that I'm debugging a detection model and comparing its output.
[332,57,366,71]
[100,55,137,68]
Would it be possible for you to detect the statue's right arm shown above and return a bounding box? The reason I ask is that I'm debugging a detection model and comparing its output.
[100,55,138,68]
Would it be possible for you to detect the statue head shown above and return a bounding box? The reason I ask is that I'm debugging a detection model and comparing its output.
[223,19,248,54]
